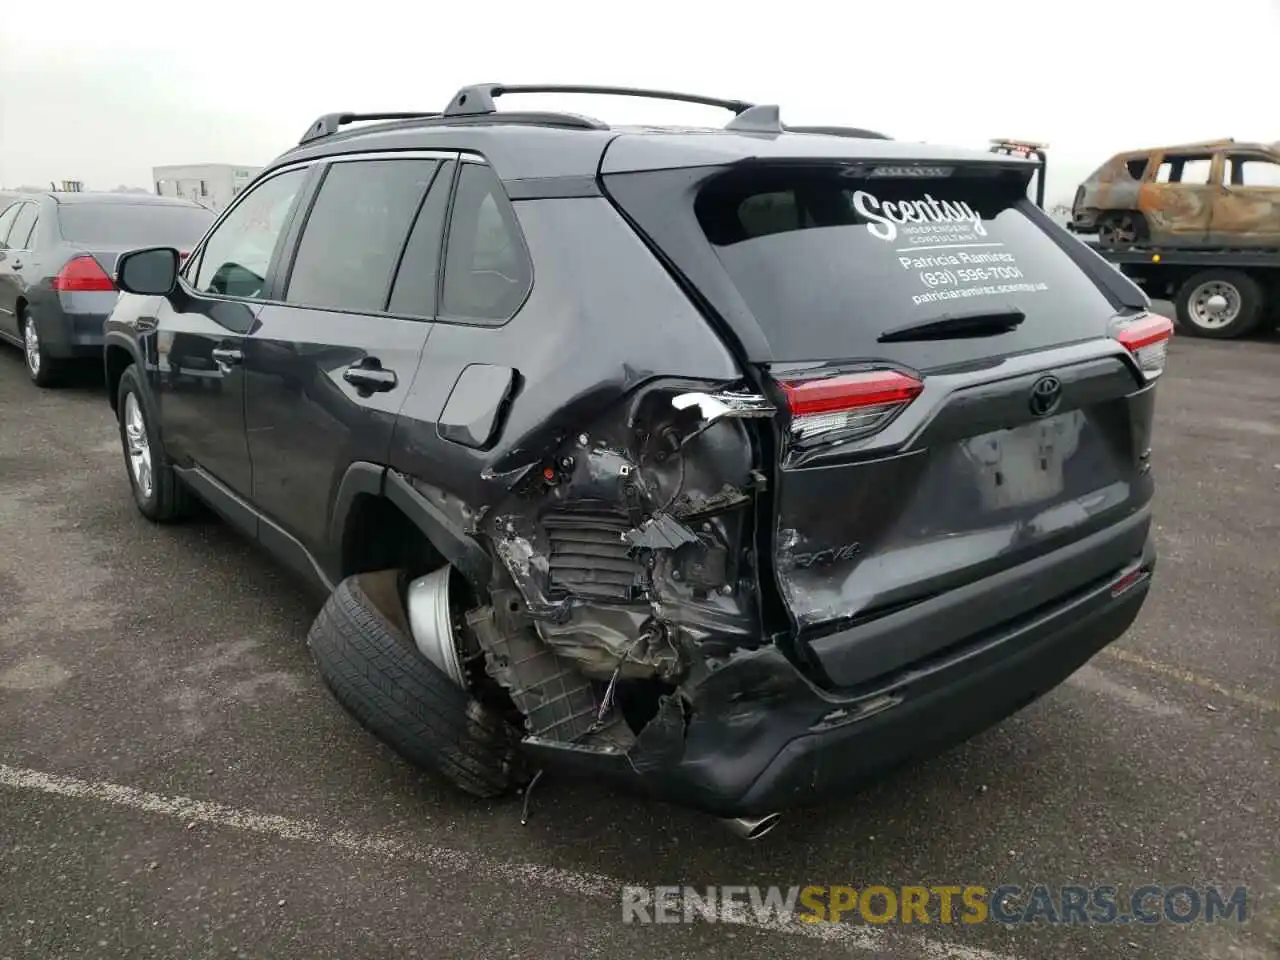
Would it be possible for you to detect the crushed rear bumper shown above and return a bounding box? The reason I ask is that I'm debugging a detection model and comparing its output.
[525,535,1155,819]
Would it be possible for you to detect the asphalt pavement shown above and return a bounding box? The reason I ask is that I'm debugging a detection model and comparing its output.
[0,321,1276,960]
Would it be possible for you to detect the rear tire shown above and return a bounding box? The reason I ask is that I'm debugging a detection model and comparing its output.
[307,570,526,799]
[1097,211,1148,248]
[22,309,66,388]
[116,363,194,522]
[1174,269,1263,339]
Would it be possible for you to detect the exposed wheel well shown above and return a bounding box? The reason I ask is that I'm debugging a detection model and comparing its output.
[15,298,28,323]
[1098,209,1150,241]
[336,492,517,719]
[340,493,448,583]
[105,345,133,412]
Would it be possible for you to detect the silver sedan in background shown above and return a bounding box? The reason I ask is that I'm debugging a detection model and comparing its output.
[0,192,214,386]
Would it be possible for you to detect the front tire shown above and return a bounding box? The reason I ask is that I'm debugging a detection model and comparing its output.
[1174,270,1264,339]
[116,363,193,522]
[22,309,66,388]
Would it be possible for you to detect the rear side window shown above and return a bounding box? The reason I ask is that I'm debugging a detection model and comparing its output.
[57,204,214,248]
[692,165,1118,362]
[7,203,38,250]
[286,158,439,314]
[1154,155,1213,184]
[440,163,532,323]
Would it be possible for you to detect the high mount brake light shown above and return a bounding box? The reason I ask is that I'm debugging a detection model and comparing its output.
[1113,314,1174,380]
[52,255,115,292]
[779,370,924,444]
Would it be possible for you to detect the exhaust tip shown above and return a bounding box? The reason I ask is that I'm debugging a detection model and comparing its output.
[721,812,783,841]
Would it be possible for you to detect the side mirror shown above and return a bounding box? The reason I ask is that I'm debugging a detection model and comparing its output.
[116,246,180,296]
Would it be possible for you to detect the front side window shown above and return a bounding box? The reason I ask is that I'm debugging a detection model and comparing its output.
[1228,156,1280,188]
[440,163,533,322]
[285,158,440,314]
[193,168,306,299]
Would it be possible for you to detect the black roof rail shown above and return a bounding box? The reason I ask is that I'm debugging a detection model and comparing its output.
[784,124,892,141]
[444,83,754,118]
[298,111,442,145]
[723,107,893,140]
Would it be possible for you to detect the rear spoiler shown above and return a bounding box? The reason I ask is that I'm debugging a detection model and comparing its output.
[989,139,1047,209]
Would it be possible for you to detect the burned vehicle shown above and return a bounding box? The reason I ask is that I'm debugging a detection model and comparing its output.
[1071,138,1280,248]
[103,84,1167,838]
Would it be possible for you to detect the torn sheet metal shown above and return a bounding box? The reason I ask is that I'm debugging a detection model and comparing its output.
[480,380,763,697]
[623,513,700,551]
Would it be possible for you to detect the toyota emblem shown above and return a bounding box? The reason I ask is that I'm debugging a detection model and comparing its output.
[1029,375,1063,418]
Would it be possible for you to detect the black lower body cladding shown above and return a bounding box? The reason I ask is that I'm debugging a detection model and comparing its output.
[524,537,1155,818]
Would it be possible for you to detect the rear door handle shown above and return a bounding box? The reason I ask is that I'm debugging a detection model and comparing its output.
[11,259,22,270]
[211,346,243,367]
[343,363,398,392]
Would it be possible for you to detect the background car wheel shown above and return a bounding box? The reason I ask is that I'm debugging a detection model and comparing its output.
[1174,270,1263,339]
[116,363,194,522]
[307,570,526,799]
[22,309,66,388]
[1097,212,1148,248]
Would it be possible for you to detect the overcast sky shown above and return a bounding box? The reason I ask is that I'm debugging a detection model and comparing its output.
[2,0,1278,204]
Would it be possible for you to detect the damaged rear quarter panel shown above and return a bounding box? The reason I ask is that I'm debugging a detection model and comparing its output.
[388,192,767,682]
[389,195,742,508]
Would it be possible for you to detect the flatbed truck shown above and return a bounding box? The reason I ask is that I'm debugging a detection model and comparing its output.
[1080,242,1280,339]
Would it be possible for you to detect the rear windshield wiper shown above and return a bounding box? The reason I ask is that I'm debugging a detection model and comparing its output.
[878,309,1026,343]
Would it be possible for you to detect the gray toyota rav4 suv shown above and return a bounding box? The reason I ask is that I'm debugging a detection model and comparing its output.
[104,84,1169,837]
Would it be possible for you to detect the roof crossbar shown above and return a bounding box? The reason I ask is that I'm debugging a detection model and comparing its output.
[298,112,442,146]
[295,87,894,147]
[444,83,754,118]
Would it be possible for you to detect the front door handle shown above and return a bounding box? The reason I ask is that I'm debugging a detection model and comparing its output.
[10,259,22,270]
[343,362,398,392]
[211,346,243,368]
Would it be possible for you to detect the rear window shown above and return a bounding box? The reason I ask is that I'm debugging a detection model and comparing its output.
[693,165,1117,362]
[58,203,215,247]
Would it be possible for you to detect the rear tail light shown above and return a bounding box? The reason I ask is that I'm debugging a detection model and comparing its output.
[778,370,924,444]
[52,255,116,292]
[1113,313,1173,381]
